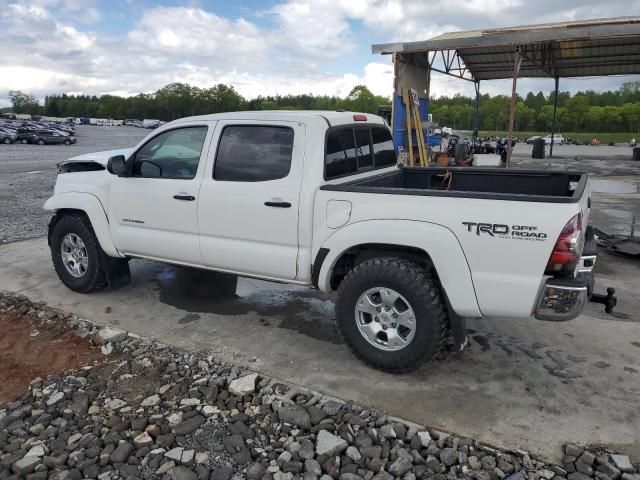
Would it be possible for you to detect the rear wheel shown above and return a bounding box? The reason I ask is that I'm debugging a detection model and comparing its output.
[50,213,107,293]
[3,138,10,144]
[335,256,448,373]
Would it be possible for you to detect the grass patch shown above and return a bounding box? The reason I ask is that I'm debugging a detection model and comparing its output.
[476,131,637,144]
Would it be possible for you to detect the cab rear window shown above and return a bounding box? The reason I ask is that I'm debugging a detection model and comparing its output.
[325,126,396,180]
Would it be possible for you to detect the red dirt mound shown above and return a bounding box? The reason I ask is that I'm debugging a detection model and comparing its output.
[0,311,102,403]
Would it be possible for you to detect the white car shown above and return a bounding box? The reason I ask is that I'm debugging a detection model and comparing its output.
[543,134,565,145]
[45,111,601,372]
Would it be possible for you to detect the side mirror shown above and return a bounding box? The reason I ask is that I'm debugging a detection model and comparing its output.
[107,155,126,175]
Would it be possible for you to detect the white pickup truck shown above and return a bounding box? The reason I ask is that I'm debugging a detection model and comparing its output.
[45,111,605,372]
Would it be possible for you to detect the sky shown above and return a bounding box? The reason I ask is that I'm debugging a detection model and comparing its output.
[0,0,639,108]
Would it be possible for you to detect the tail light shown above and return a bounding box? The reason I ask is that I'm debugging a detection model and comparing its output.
[353,114,367,121]
[545,213,584,275]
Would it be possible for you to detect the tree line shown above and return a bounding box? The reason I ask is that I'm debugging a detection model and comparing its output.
[7,80,640,133]
[8,84,389,123]
[431,81,640,133]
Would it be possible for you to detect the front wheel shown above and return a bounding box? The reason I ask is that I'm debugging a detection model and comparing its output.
[64,139,71,145]
[50,213,107,293]
[37,139,45,145]
[335,257,448,373]
[21,138,28,144]
[3,138,10,144]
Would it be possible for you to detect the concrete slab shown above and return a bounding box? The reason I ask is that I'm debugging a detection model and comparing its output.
[1,238,639,462]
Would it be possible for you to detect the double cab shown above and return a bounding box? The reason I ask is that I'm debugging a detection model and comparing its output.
[45,111,600,372]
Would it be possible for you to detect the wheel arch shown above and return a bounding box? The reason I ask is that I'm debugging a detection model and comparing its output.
[45,193,122,258]
[315,220,481,318]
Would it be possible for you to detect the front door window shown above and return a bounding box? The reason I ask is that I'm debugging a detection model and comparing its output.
[131,127,208,178]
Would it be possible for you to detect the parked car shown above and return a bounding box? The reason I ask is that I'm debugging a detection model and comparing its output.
[47,123,74,135]
[0,128,17,144]
[45,111,605,372]
[16,127,37,143]
[526,135,541,144]
[543,134,565,145]
[48,127,72,137]
[30,129,76,145]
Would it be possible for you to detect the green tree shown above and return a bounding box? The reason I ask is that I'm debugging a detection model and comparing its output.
[621,103,640,133]
[346,85,376,113]
[565,95,590,130]
[9,90,41,114]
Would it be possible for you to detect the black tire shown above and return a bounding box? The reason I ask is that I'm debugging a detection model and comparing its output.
[3,138,10,144]
[64,139,71,145]
[37,139,45,145]
[50,213,107,293]
[21,138,28,144]
[335,257,448,373]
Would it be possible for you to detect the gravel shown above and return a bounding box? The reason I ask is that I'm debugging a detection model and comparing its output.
[0,126,147,245]
[1,291,638,480]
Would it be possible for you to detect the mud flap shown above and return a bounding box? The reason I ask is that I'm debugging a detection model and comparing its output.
[440,280,468,351]
[100,251,131,290]
[448,307,468,351]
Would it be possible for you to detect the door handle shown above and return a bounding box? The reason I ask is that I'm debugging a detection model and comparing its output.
[173,194,195,201]
[264,201,291,208]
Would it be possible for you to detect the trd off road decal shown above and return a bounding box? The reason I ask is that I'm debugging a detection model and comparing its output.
[462,222,547,241]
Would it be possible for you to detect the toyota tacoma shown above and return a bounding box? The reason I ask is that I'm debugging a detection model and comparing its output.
[45,111,606,372]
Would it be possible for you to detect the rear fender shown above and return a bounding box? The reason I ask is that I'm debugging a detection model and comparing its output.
[44,192,123,258]
[317,220,481,318]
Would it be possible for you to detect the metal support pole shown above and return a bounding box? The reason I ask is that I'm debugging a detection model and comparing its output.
[506,48,523,167]
[424,65,432,158]
[550,76,559,157]
[473,81,480,148]
[391,53,398,133]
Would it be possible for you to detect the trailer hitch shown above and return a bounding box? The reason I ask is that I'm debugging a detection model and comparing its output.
[589,287,617,314]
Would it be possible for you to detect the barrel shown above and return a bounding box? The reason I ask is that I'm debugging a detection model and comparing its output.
[454,143,467,163]
[532,138,546,159]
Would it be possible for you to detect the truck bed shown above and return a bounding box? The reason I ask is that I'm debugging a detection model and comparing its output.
[321,167,587,203]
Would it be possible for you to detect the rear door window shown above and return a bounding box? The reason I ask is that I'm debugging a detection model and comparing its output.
[214,125,294,182]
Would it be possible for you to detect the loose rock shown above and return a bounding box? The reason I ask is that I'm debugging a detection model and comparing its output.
[228,373,258,396]
[316,429,348,456]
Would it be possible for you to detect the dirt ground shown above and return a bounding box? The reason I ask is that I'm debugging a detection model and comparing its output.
[0,311,102,403]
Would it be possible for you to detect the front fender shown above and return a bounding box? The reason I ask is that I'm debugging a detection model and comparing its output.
[317,220,482,318]
[44,192,123,258]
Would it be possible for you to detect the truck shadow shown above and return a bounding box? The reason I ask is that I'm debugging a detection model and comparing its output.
[149,265,342,344]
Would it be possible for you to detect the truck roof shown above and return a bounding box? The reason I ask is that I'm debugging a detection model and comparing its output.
[175,110,387,127]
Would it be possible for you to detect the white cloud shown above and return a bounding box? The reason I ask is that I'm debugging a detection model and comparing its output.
[2,3,97,70]
[0,0,638,108]
[268,0,357,66]
[0,65,107,92]
[361,62,394,97]
[63,0,101,23]
[128,7,267,66]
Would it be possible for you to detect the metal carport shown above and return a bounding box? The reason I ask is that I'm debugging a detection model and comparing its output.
[372,16,640,164]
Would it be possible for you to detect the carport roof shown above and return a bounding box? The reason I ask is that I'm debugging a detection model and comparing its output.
[372,17,640,81]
